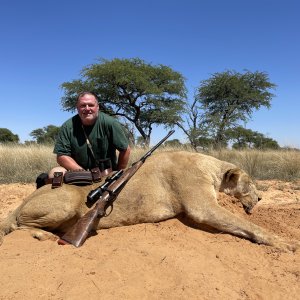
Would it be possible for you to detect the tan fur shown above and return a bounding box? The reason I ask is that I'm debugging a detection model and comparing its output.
[0,151,299,251]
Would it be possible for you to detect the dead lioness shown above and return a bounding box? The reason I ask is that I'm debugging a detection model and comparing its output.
[0,151,299,251]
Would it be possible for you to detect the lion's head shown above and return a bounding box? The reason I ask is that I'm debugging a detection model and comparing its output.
[221,168,262,214]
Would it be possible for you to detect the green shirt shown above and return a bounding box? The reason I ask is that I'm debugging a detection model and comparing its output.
[54,112,129,170]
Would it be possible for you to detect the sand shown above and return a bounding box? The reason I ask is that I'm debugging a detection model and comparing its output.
[0,181,299,300]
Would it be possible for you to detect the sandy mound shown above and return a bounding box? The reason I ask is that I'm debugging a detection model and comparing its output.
[0,181,299,299]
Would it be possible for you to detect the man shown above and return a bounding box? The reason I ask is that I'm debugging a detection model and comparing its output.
[49,91,130,178]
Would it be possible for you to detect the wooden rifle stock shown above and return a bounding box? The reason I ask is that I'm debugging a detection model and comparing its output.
[58,130,175,247]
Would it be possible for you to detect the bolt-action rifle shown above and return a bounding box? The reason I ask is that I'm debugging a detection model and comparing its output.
[58,130,175,247]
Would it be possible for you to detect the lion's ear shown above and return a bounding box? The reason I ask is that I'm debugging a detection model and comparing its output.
[224,168,241,185]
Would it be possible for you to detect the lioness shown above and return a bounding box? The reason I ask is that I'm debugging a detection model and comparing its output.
[0,151,298,251]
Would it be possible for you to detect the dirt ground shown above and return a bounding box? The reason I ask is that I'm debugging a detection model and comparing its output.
[0,180,299,300]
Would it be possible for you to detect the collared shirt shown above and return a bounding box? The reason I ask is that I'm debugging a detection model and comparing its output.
[54,112,129,170]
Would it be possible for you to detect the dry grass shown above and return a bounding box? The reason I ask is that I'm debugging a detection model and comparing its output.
[0,144,299,183]
[207,148,300,180]
[0,144,57,183]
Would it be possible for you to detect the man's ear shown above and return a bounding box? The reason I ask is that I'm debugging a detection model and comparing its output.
[224,168,241,185]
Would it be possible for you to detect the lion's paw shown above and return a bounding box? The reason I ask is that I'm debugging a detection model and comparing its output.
[273,239,300,253]
[30,230,58,242]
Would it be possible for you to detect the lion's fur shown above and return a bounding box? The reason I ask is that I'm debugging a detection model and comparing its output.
[0,151,299,251]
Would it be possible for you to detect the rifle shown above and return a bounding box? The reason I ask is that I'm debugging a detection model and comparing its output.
[58,130,175,247]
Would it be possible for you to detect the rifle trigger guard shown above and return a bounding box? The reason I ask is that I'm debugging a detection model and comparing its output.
[104,203,113,217]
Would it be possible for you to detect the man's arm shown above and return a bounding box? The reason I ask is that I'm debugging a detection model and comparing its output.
[117,146,131,170]
[57,155,84,171]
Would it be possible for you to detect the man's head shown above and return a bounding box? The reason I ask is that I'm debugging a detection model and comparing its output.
[76,92,99,126]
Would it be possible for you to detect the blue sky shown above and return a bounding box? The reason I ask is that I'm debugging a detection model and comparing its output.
[1,0,299,147]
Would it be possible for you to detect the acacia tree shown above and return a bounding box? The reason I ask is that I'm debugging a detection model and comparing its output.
[30,125,60,144]
[195,70,276,148]
[226,126,279,149]
[176,98,213,150]
[0,128,19,143]
[60,58,187,145]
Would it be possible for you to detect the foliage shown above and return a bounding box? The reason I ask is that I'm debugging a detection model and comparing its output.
[176,98,210,150]
[60,58,187,146]
[121,122,136,147]
[135,136,147,148]
[253,136,279,149]
[30,125,60,144]
[0,128,19,143]
[195,70,276,148]
[226,126,279,150]
[164,139,182,148]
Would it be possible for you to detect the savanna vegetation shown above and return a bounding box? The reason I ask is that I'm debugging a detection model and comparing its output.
[59,59,276,149]
[1,61,280,149]
[0,143,299,184]
[1,58,298,184]
[1,58,278,149]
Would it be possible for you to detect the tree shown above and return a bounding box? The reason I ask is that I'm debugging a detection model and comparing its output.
[176,98,216,151]
[121,121,136,147]
[227,126,279,150]
[0,128,19,143]
[60,58,187,145]
[253,135,279,150]
[226,126,255,149]
[196,70,276,148]
[30,125,60,144]
[164,139,182,148]
[136,136,147,148]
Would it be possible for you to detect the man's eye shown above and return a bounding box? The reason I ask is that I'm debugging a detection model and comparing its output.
[80,104,95,108]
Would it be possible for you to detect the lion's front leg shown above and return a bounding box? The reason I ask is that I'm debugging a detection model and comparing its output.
[16,227,59,242]
[184,200,299,252]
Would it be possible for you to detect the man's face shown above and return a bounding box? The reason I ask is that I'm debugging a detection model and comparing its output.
[77,94,99,126]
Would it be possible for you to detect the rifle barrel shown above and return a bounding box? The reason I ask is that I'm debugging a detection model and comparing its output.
[141,130,175,161]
